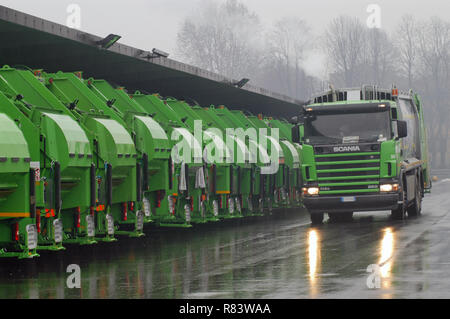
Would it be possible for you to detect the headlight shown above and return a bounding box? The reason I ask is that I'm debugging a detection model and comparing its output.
[380,184,393,192]
[380,184,399,192]
[305,187,319,196]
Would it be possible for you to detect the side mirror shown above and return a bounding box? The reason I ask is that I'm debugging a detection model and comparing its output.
[290,115,304,125]
[289,116,298,124]
[292,124,300,143]
[397,120,408,139]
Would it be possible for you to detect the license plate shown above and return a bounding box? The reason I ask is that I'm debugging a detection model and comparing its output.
[341,196,356,203]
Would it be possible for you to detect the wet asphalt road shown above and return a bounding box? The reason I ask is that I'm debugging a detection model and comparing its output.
[1,171,450,299]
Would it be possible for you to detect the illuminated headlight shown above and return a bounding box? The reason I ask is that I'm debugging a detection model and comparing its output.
[380,184,399,192]
[303,187,319,196]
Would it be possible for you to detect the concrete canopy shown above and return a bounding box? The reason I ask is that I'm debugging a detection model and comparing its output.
[0,5,303,119]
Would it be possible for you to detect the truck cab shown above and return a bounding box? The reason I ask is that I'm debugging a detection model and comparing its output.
[293,86,431,224]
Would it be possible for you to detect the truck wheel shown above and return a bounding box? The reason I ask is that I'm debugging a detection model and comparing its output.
[341,212,353,221]
[310,213,324,225]
[329,212,353,223]
[328,213,339,223]
[392,174,407,221]
[391,191,406,220]
[391,207,405,220]
[407,178,422,217]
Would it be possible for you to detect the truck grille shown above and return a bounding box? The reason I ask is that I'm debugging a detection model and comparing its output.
[314,145,380,196]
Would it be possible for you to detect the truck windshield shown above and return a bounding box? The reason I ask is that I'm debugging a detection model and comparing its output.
[304,111,391,144]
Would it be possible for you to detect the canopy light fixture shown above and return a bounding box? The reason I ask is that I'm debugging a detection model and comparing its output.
[152,48,170,58]
[96,34,121,49]
[233,78,250,88]
[137,48,170,60]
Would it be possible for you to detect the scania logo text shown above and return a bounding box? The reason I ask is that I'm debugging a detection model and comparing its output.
[333,146,361,153]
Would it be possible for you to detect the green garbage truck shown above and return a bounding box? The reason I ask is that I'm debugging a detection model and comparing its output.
[0,110,39,258]
[131,92,213,226]
[0,66,94,249]
[292,86,431,224]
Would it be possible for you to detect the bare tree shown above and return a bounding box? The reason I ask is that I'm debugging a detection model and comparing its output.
[264,18,312,99]
[325,16,367,87]
[416,17,450,167]
[176,1,321,101]
[364,28,398,86]
[176,0,262,80]
[396,15,419,88]
[250,18,323,101]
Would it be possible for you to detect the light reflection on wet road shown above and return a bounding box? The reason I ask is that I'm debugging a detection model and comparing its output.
[1,172,450,299]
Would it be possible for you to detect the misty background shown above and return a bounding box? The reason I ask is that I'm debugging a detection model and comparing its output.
[1,0,450,168]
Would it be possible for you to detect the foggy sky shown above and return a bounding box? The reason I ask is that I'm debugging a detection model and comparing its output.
[1,0,450,66]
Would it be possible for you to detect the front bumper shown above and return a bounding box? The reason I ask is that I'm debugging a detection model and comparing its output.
[303,193,399,213]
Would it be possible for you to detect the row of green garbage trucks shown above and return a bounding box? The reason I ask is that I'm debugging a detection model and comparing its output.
[0,64,431,259]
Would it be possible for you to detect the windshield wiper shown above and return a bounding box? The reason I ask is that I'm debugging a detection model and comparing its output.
[306,136,342,145]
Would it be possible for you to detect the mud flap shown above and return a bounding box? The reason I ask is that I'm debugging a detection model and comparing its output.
[200,200,206,218]
[86,215,95,238]
[184,204,191,223]
[136,211,144,232]
[228,197,235,215]
[235,197,241,213]
[106,214,115,236]
[213,200,219,217]
[281,188,288,201]
[168,195,175,215]
[143,198,151,217]
[247,197,253,212]
[53,219,63,244]
[26,224,38,251]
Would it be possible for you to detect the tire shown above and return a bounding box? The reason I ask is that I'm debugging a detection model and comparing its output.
[391,190,406,221]
[329,212,353,223]
[407,176,422,217]
[310,212,324,225]
[391,206,406,220]
[391,174,407,220]
[328,213,339,223]
[341,211,354,221]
